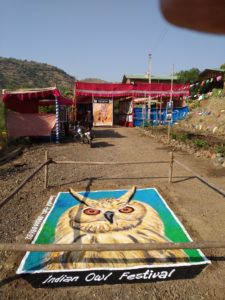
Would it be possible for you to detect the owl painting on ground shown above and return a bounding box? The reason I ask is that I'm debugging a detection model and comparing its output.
[45,186,189,270]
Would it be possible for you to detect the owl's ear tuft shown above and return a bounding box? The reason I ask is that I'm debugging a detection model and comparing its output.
[117,186,136,207]
[69,188,96,207]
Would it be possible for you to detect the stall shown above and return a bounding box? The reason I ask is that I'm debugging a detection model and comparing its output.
[75,82,134,127]
[2,87,72,143]
[74,82,189,127]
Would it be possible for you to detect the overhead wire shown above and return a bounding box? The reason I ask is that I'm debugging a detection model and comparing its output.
[152,26,170,53]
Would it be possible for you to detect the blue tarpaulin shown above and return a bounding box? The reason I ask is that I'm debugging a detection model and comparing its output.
[134,106,189,127]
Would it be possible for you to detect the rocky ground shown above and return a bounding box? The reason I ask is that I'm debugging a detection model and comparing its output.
[0,127,225,300]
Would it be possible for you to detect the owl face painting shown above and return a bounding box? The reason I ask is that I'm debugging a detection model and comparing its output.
[45,187,189,270]
[67,186,163,235]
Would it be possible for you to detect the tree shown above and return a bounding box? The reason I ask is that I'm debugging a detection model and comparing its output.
[176,68,200,84]
[220,63,225,70]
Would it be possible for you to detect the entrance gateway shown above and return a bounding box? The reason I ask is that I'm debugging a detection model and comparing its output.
[74,82,189,127]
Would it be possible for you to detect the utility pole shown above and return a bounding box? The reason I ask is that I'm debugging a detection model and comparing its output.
[148,53,152,125]
[168,64,175,143]
[170,64,175,102]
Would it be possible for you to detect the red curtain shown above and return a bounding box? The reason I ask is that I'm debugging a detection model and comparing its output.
[7,111,56,137]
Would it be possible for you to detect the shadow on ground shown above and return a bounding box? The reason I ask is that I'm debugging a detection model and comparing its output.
[92,142,114,148]
[94,129,125,139]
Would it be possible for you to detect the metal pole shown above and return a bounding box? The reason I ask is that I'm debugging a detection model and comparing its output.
[148,53,152,125]
[170,64,175,100]
[168,64,174,143]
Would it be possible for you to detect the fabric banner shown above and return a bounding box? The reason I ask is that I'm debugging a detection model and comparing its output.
[93,99,113,126]
[132,83,190,97]
[7,111,56,137]
[75,82,190,99]
[75,82,133,98]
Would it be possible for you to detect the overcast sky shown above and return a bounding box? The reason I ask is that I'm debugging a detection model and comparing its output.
[1,0,225,82]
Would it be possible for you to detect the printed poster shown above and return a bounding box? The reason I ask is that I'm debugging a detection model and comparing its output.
[166,101,173,122]
[93,99,113,126]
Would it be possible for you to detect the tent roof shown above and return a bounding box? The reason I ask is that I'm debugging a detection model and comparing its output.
[75,81,189,101]
[2,87,73,113]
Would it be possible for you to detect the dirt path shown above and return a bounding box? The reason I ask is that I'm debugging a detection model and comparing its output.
[0,127,225,300]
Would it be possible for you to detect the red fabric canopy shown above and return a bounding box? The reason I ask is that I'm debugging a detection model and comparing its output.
[2,87,73,113]
[75,82,133,98]
[75,82,189,99]
[132,83,190,97]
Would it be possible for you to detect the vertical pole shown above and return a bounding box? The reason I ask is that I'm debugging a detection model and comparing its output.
[168,151,174,183]
[131,94,134,127]
[168,121,171,143]
[73,81,77,121]
[55,95,60,144]
[148,53,152,126]
[160,96,162,124]
[44,150,49,189]
[168,64,174,143]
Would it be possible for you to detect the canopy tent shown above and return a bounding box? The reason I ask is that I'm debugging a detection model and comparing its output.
[2,87,72,142]
[2,87,72,113]
[74,82,190,127]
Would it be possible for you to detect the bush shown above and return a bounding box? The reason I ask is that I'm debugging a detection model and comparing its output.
[211,89,224,97]
[171,132,177,140]
[215,145,225,156]
[193,139,209,149]
[179,133,188,142]
[188,100,200,110]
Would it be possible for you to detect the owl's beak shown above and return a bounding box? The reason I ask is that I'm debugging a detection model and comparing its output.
[104,211,114,224]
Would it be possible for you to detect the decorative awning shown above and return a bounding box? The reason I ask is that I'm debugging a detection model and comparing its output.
[75,82,190,101]
[2,87,73,113]
[75,82,133,98]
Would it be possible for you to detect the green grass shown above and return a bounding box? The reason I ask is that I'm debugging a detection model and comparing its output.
[193,139,209,149]
[215,145,225,156]
[171,131,188,142]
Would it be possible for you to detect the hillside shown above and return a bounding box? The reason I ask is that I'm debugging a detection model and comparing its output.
[0,57,76,94]
[81,77,108,83]
[180,92,225,136]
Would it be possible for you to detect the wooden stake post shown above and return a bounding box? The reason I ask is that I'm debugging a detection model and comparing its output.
[44,150,49,189]
[168,151,174,183]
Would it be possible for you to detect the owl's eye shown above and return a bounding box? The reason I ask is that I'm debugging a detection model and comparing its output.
[119,206,134,213]
[83,208,101,215]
